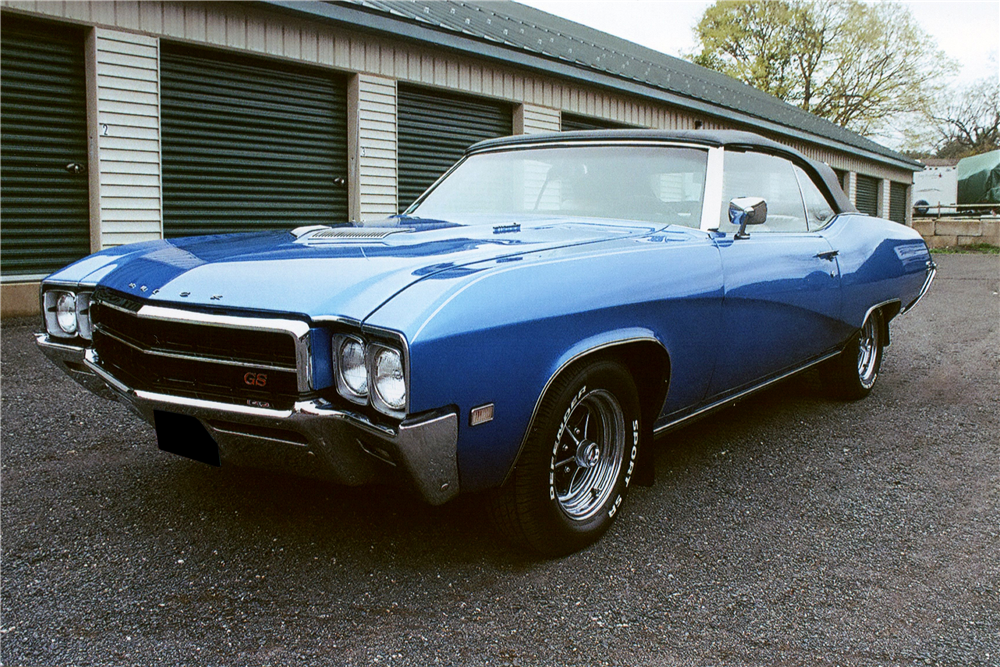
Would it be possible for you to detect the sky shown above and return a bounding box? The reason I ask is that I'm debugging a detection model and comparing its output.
[517,0,999,86]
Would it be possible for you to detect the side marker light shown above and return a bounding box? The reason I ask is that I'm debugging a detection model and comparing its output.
[470,403,495,427]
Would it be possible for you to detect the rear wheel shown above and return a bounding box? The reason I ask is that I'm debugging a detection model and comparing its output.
[823,309,884,400]
[488,360,641,556]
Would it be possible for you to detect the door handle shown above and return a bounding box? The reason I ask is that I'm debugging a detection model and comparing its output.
[815,249,839,260]
[65,162,85,175]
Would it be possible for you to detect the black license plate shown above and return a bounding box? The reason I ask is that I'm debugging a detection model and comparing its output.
[154,411,220,467]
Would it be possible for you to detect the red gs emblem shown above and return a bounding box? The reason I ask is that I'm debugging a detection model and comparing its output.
[243,372,267,387]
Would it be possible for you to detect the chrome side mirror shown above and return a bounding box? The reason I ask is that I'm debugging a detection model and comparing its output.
[729,196,767,239]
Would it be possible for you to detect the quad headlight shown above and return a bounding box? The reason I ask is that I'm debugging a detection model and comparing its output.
[43,289,93,340]
[332,333,407,417]
[334,334,369,404]
[369,345,406,414]
[55,292,78,334]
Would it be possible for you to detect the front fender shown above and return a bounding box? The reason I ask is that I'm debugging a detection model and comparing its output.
[499,328,670,485]
[366,231,723,492]
[548,328,665,379]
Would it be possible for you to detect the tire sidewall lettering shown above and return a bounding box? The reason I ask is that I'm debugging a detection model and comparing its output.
[608,418,640,518]
[550,385,586,501]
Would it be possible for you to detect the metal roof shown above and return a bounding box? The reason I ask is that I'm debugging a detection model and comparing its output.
[264,0,921,172]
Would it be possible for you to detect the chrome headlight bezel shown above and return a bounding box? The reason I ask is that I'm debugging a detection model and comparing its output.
[330,327,409,419]
[43,288,93,341]
[76,292,93,340]
[333,333,369,405]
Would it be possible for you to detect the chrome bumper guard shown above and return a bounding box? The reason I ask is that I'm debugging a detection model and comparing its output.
[35,334,460,505]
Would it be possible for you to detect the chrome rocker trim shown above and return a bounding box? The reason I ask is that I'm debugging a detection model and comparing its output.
[35,334,459,505]
[653,349,841,435]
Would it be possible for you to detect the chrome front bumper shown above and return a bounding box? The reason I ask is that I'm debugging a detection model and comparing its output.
[35,334,460,505]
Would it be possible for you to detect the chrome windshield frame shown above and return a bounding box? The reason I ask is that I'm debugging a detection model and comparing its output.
[405,139,715,223]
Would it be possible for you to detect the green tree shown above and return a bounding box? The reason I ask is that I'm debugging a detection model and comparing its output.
[690,1,799,100]
[690,0,955,136]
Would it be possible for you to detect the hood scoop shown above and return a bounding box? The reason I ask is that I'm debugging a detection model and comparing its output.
[314,227,414,239]
[294,226,415,243]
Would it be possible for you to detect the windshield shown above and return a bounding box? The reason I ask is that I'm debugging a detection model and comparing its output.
[406,145,708,227]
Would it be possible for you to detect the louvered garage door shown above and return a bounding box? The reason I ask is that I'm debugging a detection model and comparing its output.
[1,17,90,279]
[397,85,512,212]
[855,174,880,216]
[833,169,849,197]
[561,113,632,132]
[889,182,908,224]
[160,46,348,237]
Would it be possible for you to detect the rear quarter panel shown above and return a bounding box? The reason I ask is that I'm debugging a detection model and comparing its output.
[822,214,932,328]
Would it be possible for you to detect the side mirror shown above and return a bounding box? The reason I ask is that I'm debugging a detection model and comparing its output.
[729,196,767,239]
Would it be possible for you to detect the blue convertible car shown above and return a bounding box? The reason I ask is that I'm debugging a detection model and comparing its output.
[37,130,934,555]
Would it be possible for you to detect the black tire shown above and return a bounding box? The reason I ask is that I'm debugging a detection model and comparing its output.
[822,309,885,400]
[488,359,641,556]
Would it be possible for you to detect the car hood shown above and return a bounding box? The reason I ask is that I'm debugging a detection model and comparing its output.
[63,217,662,321]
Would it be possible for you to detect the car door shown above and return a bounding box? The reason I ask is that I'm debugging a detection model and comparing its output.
[707,150,843,397]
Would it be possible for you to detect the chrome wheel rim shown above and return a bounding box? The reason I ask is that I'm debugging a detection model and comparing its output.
[551,389,625,521]
[857,314,880,389]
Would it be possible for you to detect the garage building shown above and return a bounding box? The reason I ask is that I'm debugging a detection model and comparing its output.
[0,0,921,315]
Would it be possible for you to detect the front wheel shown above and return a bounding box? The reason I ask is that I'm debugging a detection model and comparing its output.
[488,360,641,556]
[822,309,885,400]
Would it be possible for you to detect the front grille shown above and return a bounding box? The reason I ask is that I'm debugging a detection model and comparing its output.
[90,290,303,410]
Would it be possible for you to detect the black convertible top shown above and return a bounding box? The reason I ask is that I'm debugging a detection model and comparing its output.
[468,130,857,214]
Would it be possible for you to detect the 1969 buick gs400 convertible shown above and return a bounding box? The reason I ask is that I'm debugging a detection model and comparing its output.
[37,130,935,555]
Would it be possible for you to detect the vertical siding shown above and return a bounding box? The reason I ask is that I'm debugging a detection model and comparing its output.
[520,104,560,134]
[357,74,397,220]
[94,28,162,247]
[846,172,858,205]
[905,183,914,226]
[879,179,891,219]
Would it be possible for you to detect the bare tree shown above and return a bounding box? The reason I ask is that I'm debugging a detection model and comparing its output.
[929,78,1000,159]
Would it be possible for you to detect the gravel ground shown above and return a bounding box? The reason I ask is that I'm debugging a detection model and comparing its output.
[2,253,998,667]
